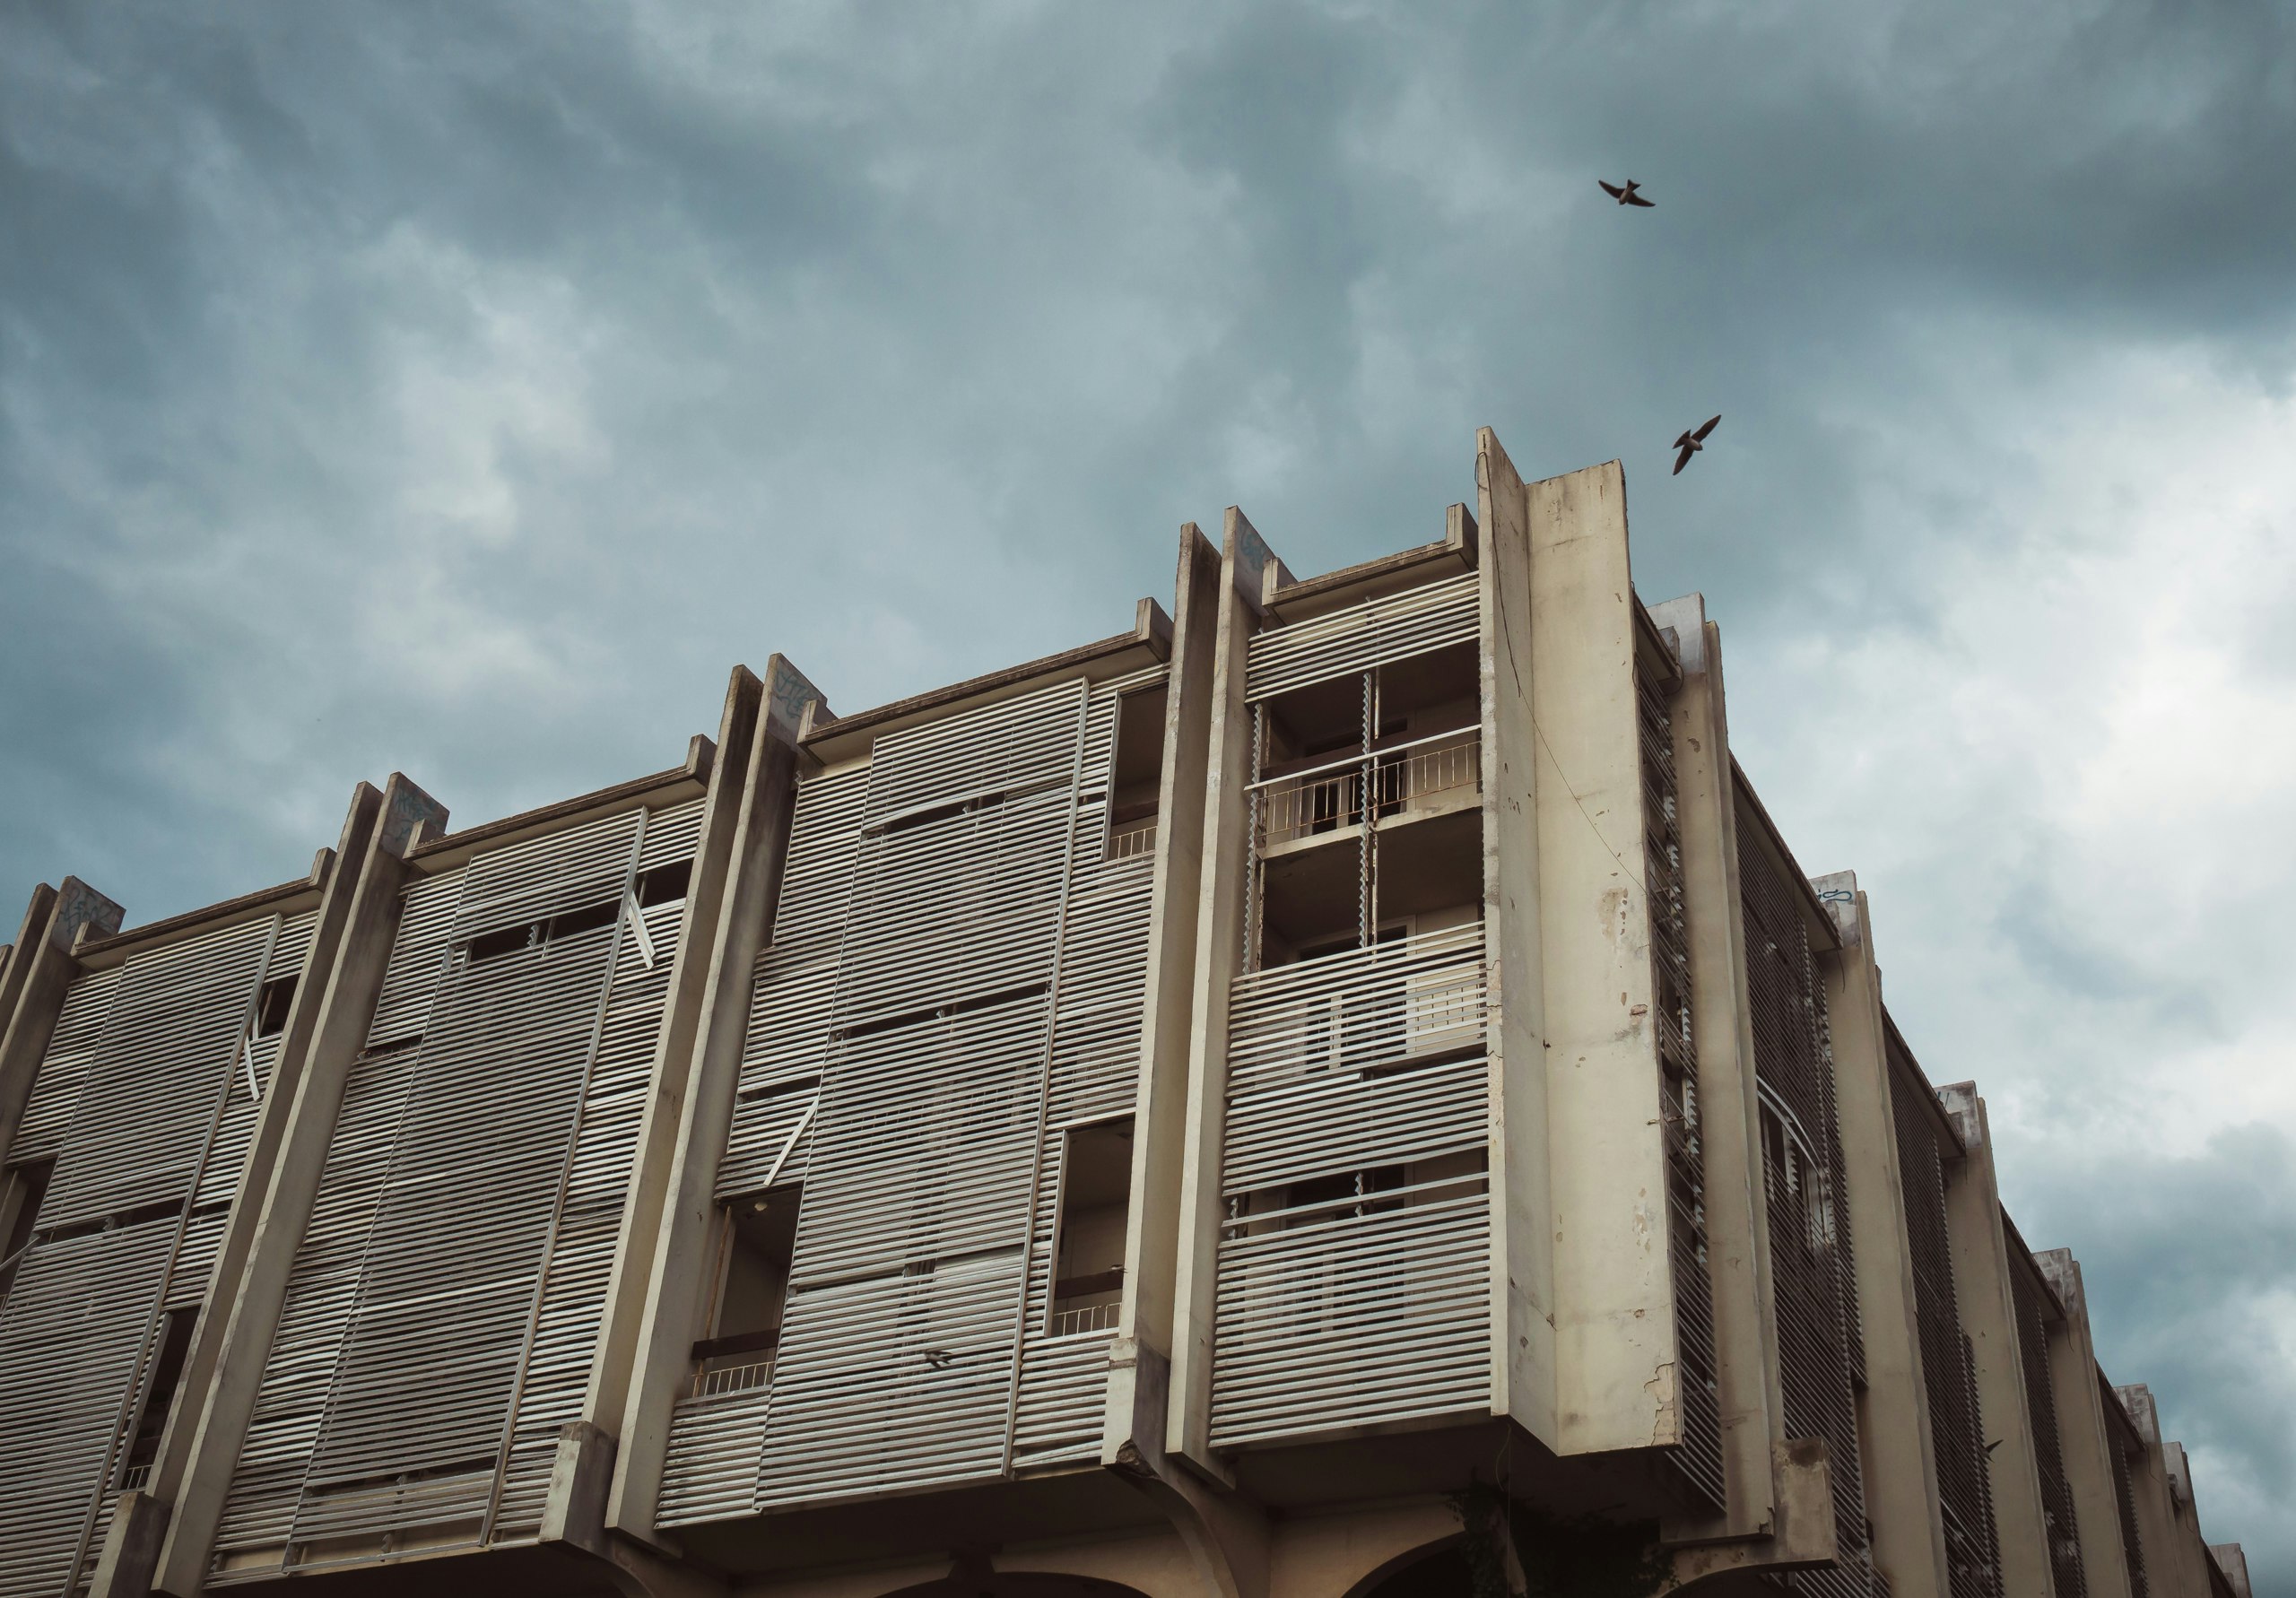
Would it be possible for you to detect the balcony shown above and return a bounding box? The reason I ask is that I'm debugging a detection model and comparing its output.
[1254,726,1480,857]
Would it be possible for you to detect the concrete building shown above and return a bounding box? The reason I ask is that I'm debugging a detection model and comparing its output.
[0,431,2257,1598]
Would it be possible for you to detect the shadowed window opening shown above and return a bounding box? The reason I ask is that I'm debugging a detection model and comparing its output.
[691,1187,799,1399]
[1048,1118,1134,1336]
[254,976,298,1038]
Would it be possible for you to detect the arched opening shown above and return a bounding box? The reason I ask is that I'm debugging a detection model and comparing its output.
[1348,1534,1474,1598]
[878,1576,1152,1598]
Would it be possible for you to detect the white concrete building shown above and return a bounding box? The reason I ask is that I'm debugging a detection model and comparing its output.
[0,432,2254,1598]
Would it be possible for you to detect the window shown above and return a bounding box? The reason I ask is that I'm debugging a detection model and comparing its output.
[117,1308,196,1493]
[253,976,298,1038]
[1106,687,1168,862]
[691,1189,798,1399]
[0,1159,53,1296]
[1048,1119,1135,1336]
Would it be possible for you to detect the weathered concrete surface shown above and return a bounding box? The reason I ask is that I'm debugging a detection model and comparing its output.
[1526,457,1680,1458]
[1476,427,1558,1446]
[2033,1250,2139,1598]
[1168,505,1281,1485]
[1935,1082,2057,1598]
[1815,879,1952,1598]
[1647,595,1779,1542]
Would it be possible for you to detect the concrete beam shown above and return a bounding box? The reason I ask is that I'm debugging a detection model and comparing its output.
[0,877,126,1171]
[606,656,822,1541]
[1168,505,1284,1483]
[1813,879,1952,1598]
[2032,1251,2137,1598]
[150,773,446,1597]
[1935,1083,2057,1598]
[1646,595,1780,1542]
[1475,427,1557,1445]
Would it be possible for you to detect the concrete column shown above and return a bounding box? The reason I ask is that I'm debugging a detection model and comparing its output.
[605,657,822,1542]
[0,877,126,1171]
[539,664,776,1553]
[1168,504,1286,1482]
[1644,595,1780,1542]
[149,772,447,1598]
[1474,427,1557,1446]
[1935,1084,2057,1598]
[89,786,386,1598]
[1104,525,1218,1452]
[2032,1251,2137,1598]
[1523,457,1680,1458]
[2115,1387,2187,1598]
[1101,525,1273,1598]
[1813,880,1952,1598]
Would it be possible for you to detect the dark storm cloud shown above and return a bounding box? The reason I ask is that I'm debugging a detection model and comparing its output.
[4,0,2292,1580]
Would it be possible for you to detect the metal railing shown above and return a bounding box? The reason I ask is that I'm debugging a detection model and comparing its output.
[689,1352,776,1402]
[1255,726,1479,850]
[1048,1299,1121,1338]
[1106,817,1158,862]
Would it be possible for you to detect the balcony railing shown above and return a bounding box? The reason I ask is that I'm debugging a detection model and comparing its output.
[1106,816,1158,862]
[1048,1298,1121,1338]
[689,1351,776,1402]
[1229,922,1488,1087]
[1254,726,1479,851]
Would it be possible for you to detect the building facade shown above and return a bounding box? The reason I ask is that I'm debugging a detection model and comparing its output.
[0,431,2257,1598]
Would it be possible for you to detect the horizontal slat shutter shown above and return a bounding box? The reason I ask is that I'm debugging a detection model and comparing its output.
[1246,573,1479,701]
[39,918,272,1230]
[0,1215,176,1597]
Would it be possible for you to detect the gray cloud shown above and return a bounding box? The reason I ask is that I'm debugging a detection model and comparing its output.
[4,0,2292,1580]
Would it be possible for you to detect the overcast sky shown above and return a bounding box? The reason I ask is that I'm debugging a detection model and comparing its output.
[4,0,2291,1580]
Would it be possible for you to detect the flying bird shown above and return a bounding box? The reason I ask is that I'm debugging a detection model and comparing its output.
[923,1348,954,1369]
[1672,415,1721,474]
[1598,178,1655,208]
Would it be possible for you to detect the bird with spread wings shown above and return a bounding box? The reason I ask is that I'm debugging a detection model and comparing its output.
[1672,415,1721,474]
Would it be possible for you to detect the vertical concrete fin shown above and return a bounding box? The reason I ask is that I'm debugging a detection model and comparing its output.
[1476,425,1556,1445]
[1168,508,1285,1481]
[576,665,768,1468]
[1524,455,1683,1456]
[1104,523,1221,1468]
[606,658,813,1541]
[1648,593,1785,1541]
[151,775,441,1598]
[1818,886,1954,1598]
[0,878,125,1171]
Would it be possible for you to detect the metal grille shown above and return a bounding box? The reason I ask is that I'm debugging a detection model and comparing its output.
[1207,925,1491,1448]
[720,768,869,1197]
[1245,572,1480,701]
[1637,660,1724,1512]
[39,918,272,1231]
[8,966,121,1165]
[0,1215,176,1598]
[2011,1265,2087,1598]
[1738,803,1873,1598]
[1888,1055,2000,1598]
[209,800,704,1574]
[0,908,297,1593]
[666,671,1167,1522]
